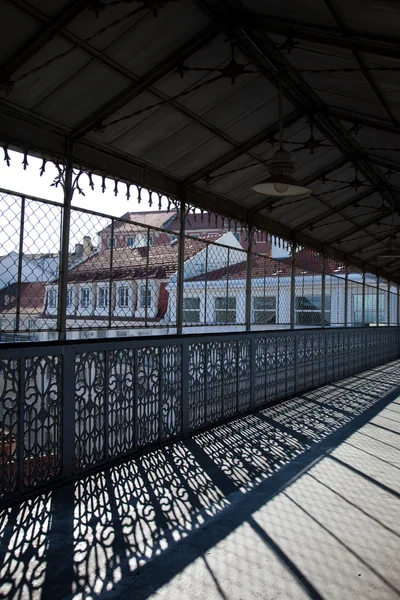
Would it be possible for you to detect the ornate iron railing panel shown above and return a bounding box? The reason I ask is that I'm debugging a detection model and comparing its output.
[0,326,399,506]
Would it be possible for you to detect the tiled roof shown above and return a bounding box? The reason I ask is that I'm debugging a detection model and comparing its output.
[0,282,46,314]
[64,237,207,283]
[99,210,233,235]
[99,211,177,234]
[186,252,342,283]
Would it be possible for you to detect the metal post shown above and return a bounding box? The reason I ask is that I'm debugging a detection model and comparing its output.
[145,227,150,327]
[362,271,366,327]
[290,241,297,329]
[62,346,76,478]
[108,218,114,329]
[398,284,400,326]
[321,254,326,328]
[17,357,25,491]
[245,225,253,332]
[344,263,349,327]
[387,283,391,326]
[176,195,186,335]
[57,142,74,341]
[204,244,208,326]
[226,247,230,324]
[376,275,380,327]
[182,342,189,435]
[15,196,26,334]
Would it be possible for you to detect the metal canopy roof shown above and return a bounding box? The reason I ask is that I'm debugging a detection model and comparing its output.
[1,0,400,280]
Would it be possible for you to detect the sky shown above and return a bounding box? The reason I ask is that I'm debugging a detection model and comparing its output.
[0,149,288,257]
[0,150,167,254]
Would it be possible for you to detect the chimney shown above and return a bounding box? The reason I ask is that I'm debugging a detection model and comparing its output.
[137,246,149,258]
[75,243,83,257]
[83,236,92,258]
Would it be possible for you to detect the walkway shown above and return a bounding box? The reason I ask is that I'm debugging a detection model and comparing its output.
[1,361,400,600]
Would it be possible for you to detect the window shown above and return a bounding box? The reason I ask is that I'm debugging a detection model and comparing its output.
[118,286,129,308]
[148,235,154,247]
[140,286,151,309]
[109,237,116,248]
[295,295,331,325]
[80,287,90,309]
[0,318,3,330]
[28,320,36,330]
[48,289,57,308]
[66,288,73,308]
[353,293,386,325]
[253,297,276,324]
[183,297,200,323]
[127,236,136,247]
[215,297,236,324]
[98,287,109,308]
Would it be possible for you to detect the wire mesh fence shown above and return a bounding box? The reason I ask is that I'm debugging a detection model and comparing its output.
[250,251,292,329]
[0,191,62,341]
[181,233,248,332]
[0,188,399,342]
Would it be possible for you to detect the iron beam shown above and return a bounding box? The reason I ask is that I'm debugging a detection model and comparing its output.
[238,11,400,60]
[295,189,377,233]
[327,206,392,245]
[1,0,92,82]
[323,0,398,127]
[184,110,301,186]
[71,24,222,140]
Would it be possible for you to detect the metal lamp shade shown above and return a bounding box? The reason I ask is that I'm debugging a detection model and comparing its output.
[381,237,400,258]
[252,149,311,197]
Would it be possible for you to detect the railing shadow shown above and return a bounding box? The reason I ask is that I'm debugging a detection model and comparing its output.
[1,361,400,599]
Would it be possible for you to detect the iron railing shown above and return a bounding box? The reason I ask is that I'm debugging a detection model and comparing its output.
[0,326,399,507]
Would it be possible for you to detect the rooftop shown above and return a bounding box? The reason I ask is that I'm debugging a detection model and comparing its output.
[0,282,46,314]
[63,235,215,283]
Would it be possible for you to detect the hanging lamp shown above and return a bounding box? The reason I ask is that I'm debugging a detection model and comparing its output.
[252,78,311,197]
[381,200,400,257]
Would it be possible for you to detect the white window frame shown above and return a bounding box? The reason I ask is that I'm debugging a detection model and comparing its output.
[98,287,109,308]
[215,297,236,324]
[66,288,73,308]
[140,285,151,309]
[49,289,57,308]
[183,297,201,323]
[80,287,90,309]
[252,296,276,324]
[118,286,129,308]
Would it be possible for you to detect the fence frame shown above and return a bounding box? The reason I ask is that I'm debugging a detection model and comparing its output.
[0,325,399,507]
